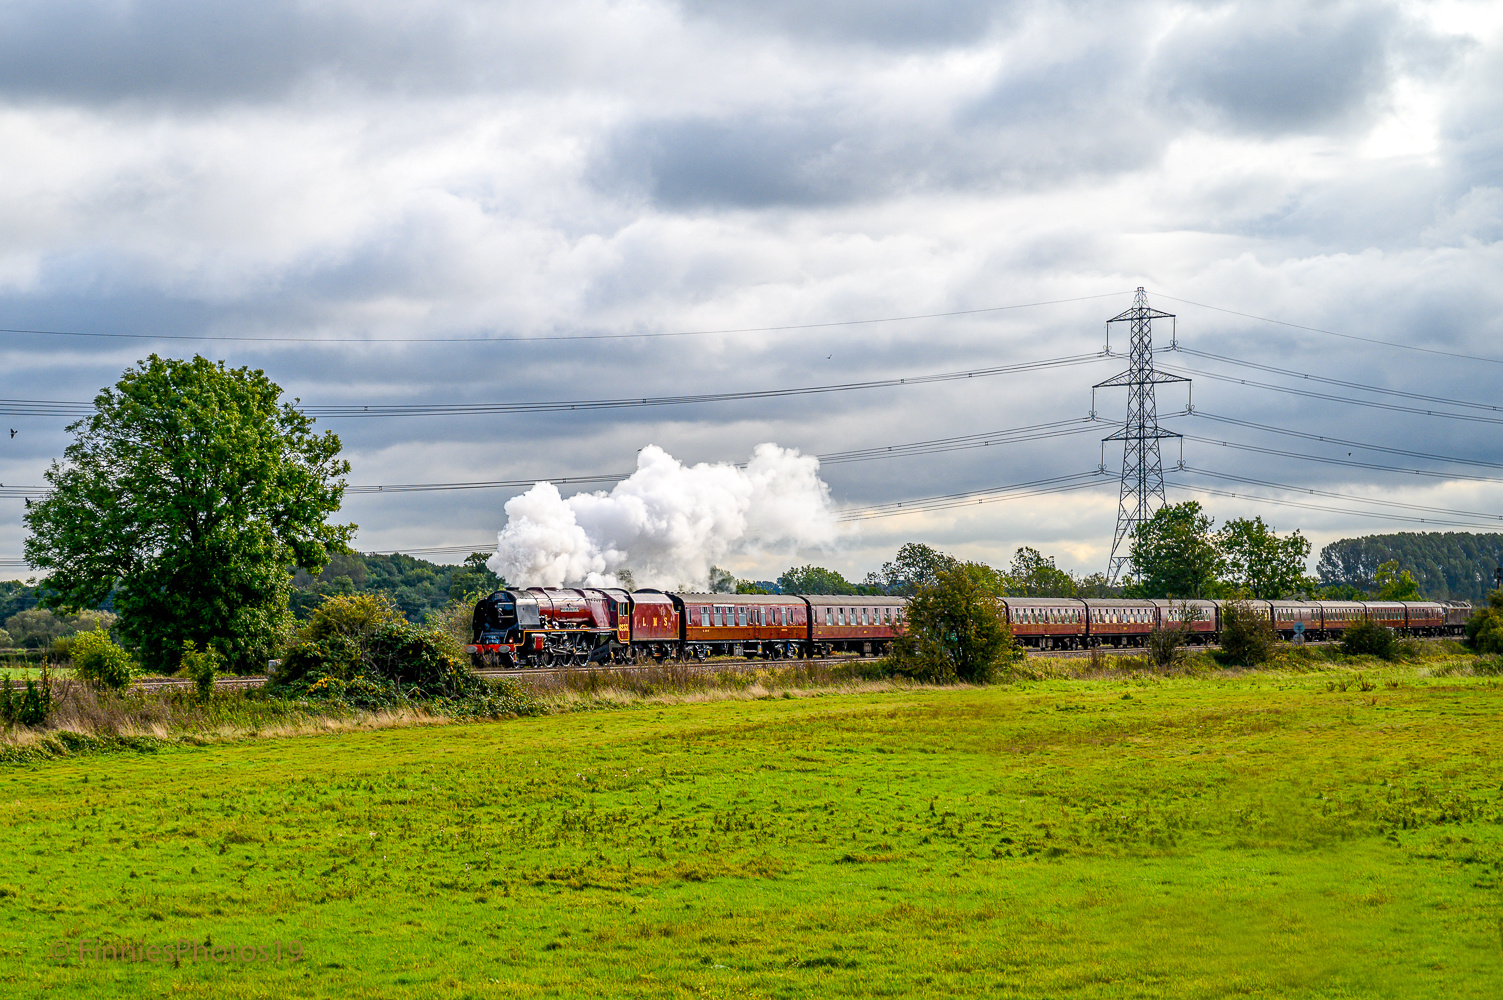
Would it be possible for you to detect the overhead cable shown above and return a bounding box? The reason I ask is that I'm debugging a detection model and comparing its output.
[1177,466,1503,524]
[1167,480,1503,532]
[1178,347,1503,413]
[0,291,1130,346]
[1181,433,1503,486]
[1192,412,1503,473]
[1152,293,1503,366]
[0,352,1107,420]
[1161,363,1503,427]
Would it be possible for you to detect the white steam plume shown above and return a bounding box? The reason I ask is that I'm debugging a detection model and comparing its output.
[488,444,839,589]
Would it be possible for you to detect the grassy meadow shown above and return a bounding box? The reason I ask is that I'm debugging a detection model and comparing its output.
[2,666,1502,998]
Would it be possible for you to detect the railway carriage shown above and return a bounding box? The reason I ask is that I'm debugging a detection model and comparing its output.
[1400,601,1446,637]
[672,592,808,661]
[1003,597,1087,649]
[1149,598,1220,644]
[1362,601,1408,634]
[1268,600,1320,641]
[1315,601,1364,640]
[1086,599,1158,647]
[805,595,903,656]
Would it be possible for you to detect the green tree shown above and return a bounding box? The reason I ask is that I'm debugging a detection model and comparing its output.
[1466,590,1503,654]
[447,552,503,600]
[777,565,857,594]
[1217,517,1311,599]
[1127,502,1221,598]
[890,563,1018,683]
[868,542,956,595]
[708,566,736,593]
[1219,599,1277,666]
[960,560,1010,598]
[24,355,352,674]
[1373,560,1422,600]
[1006,547,1078,597]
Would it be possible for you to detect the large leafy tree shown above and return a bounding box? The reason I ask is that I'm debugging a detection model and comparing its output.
[24,355,353,673]
[865,542,956,595]
[1374,560,1422,600]
[1127,501,1221,598]
[891,562,1017,683]
[777,564,859,595]
[1006,546,1079,597]
[1217,516,1311,598]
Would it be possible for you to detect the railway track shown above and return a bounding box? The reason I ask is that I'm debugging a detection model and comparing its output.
[124,635,1459,692]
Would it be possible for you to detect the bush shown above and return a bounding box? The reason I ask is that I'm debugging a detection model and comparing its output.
[0,675,51,727]
[1341,619,1398,660]
[1147,601,1197,670]
[888,563,1020,684]
[1219,600,1277,666]
[1466,591,1503,655]
[69,629,137,690]
[274,593,478,705]
[179,641,222,700]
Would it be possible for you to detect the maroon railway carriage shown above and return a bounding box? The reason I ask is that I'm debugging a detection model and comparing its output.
[1086,599,1159,647]
[1362,601,1407,634]
[671,592,808,660]
[1315,601,1364,640]
[1268,600,1320,641]
[1149,598,1219,644]
[804,595,903,656]
[1002,597,1086,649]
[1400,601,1445,636]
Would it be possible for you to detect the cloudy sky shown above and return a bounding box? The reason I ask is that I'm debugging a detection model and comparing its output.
[2,0,1502,585]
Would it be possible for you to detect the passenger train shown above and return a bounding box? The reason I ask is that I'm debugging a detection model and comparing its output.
[467,588,1472,667]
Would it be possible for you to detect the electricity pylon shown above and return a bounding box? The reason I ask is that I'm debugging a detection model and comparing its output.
[1093,287,1190,583]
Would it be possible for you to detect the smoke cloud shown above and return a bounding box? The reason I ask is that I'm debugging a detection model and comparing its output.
[488,443,840,589]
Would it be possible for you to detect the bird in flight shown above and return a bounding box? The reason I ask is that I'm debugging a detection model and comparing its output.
[7,429,14,438]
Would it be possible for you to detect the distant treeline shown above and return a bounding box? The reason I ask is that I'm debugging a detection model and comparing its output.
[1318,532,1503,602]
[290,552,500,622]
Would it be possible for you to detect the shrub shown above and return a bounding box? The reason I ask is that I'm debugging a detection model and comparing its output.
[70,629,137,690]
[274,593,478,704]
[1466,591,1503,655]
[1147,601,1197,670]
[1341,619,1397,660]
[888,563,1020,684]
[1219,600,1277,666]
[179,641,222,701]
[0,674,52,728]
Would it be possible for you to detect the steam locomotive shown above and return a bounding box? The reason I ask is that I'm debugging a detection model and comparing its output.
[467,588,1472,667]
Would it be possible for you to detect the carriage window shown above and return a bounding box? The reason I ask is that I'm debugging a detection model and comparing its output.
[825,608,833,626]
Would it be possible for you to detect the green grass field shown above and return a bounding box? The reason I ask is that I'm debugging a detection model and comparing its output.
[2,668,1502,998]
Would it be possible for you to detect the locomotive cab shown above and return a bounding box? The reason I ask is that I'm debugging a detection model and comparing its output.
[468,591,542,665]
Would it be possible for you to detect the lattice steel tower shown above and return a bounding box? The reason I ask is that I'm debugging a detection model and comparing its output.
[1094,288,1190,583]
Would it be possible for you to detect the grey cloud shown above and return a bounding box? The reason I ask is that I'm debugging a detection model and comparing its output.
[0,0,581,104]
[674,0,1012,49]
[597,48,1162,209]
[1154,2,1402,135]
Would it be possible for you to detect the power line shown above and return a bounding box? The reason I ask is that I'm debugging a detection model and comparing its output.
[1179,466,1503,524]
[1153,292,1503,366]
[838,471,1110,521]
[1167,480,1503,532]
[1180,432,1503,486]
[1162,363,1503,427]
[0,291,1131,346]
[1193,412,1503,473]
[1177,346,1503,414]
[0,352,1108,420]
